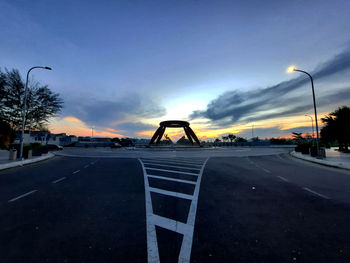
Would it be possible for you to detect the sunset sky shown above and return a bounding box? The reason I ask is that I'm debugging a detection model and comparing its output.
[1,0,350,141]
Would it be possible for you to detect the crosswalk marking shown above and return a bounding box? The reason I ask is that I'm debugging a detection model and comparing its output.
[149,187,194,200]
[143,162,201,171]
[139,157,209,263]
[145,167,199,176]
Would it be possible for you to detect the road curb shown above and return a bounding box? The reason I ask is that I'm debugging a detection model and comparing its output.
[0,153,55,171]
[290,151,350,170]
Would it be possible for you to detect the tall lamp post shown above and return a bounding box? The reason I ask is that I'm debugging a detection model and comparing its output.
[287,66,321,158]
[19,66,52,160]
[305,114,315,143]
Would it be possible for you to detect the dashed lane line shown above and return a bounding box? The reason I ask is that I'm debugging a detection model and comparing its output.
[277,176,289,182]
[84,164,90,168]
[145,167,199,176]
[147,174,197,185]
[72,170,80,174]
[143,162,201,171]
[52,177,66,184]
[246,157,271,173]
[303,187,330,199]
[8,190,38,203]
[149,187,194,200]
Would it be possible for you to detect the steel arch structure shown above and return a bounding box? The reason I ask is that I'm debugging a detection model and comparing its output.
[149,120,201,145]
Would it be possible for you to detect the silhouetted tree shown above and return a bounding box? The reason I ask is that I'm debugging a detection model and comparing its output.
[177,136,190,145]
[0,120,15,148]
[228,134,236,146]
[235,137,247,143]
[0,68,63,130]
[321,106,350,152]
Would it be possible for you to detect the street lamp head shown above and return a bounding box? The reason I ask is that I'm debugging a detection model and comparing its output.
[287,66,296,73]
[45,67,52,70]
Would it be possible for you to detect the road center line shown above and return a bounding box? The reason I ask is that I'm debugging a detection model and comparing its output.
[52,177,66,184]
[8,190,38,203]
[72,170,80,174]
[303,187,330,199]
[277,176,289,182]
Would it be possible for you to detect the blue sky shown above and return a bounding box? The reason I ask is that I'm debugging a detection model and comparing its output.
[1,0,350,139]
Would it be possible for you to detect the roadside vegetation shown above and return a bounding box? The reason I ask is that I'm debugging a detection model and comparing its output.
[0,68,63,149]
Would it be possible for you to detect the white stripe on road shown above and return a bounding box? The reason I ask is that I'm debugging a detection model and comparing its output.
[139,157,209,263]
[145,167,199,176]
[149,187,194,200]
[147,175,197,185]
[84,164,90,168]
[8,190,37,202]
[246,157,271,173]
[72,170,80,174]
[141,158,204,166]
[52,177,66,184]
[143,162,201,171]
[303,187,330,199]
[277,176,289,182]
[142,159,202,167]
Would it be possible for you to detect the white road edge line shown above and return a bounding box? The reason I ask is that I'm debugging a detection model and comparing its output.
[145,167,199,176]
[52,177,66,184]
[143,162,201,171]
[84,165,90,168]
[72,170,80,174]
[303,187,330,199]
[8,190,38,202]
[149,187,193,200]
[277,176,289,182]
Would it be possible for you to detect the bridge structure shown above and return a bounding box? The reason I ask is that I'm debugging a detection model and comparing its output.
[149,120,201,146]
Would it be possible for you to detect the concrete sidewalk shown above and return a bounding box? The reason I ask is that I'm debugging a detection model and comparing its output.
[0,150,55,171]
[290,147,350,170]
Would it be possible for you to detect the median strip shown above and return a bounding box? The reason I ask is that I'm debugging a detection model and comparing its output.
[8,190,38,203]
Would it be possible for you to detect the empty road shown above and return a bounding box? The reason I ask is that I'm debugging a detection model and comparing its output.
[0,149,349,262]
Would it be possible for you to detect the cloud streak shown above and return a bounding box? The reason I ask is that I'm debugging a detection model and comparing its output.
[190,47,350,126]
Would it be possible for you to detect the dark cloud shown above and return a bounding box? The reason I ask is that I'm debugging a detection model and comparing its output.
[62,93,166,128]
[190,48,350,125]
[113,122,157,136]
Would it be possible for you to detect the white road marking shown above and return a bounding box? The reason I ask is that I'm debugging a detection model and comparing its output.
[246,157,271,173]
[277,176,289,182]
[52,177,66,184]
[303,187,330,199]
[145,167,199,176]
[139,159,160,262]
[84,164,90,168]
[8,190,38,202]
[141,158,204,166]
[143,162,201,171]
[72,170,80,174]
[149,187,193,200]
[139,157,209,263]
[147,175,197,185]
[142,160,202,167]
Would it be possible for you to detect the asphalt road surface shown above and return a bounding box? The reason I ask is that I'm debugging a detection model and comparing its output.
[0,150,350,262]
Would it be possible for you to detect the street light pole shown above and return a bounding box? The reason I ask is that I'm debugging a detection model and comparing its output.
[305,114,315,142]
[19,66,52,160]
[287,66,321,158]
